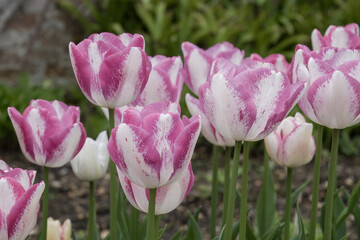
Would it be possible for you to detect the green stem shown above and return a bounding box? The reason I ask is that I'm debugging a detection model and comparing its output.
[323,129,340,239]
[88,181,97,240]
[40,166,49,240]
[221,147,232,228]
[146,188,157,240]
[131,206,140,240]
[309,125,324,240]
[239,141,250,240]
[224,141,242,240]
[210,145,219,238]
[284,167,293,240]
[154,215,160,240]
[108,108,117,240]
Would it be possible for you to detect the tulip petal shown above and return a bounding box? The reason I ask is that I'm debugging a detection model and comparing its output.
[307,70,360,128]
[283,123,315,168]
[7,182,44,240]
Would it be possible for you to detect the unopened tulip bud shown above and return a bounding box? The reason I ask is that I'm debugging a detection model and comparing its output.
[71,131,109,181]
[47,217,72,240]
[264,113,316,168]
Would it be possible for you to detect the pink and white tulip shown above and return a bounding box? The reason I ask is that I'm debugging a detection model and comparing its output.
[0,160,36,191]
[199,58,306,141]
[69,32,151,108]
[8,99,86,168]
[264,113,315,168]
[71,131,109,181]
[182,41,244,95]
[117,163,194,215]
[250,53,289,73]
[0,162,44,240]
[131,55,184,106]
[290,45,360,129]
[311,23,360,51]
[185,94,235,146]
[47,217,72,240]
[108,102,201,189]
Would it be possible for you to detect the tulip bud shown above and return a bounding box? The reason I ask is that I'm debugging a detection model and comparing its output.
[71,131,109,181]
[264,113,316,168]
[47,217,72,240]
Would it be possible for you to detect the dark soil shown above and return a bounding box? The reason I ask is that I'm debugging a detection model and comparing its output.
[1,137,360,239]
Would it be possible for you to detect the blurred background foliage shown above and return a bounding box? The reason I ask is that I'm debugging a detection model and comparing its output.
[1,0,360,154]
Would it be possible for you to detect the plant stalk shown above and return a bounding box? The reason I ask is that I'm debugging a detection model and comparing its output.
[88,181,97,240]
[108,108,117,240]
[239,141,250,240]
[309,125,324,240]
[284,167,293,240]
[40,166,49,240]
[146,188,157,240]
[210,145,219,238]
[223,141,242,240]
[221,147,232,227]
[323,129,340,239]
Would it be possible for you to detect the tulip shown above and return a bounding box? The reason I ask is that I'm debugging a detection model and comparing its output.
[197,57,305,240]
[0,162,44,240]
[108,101,201,189]
[264,113,315,168]
[185,94,235,147]
[131,55,184,106]
[8,99,86,168]
[0,160,36,190]
[311,23,360,50]
[290,45,360,129]
[250,53,289,73]
[117,163,194,215]
[199,58,306,142]
[182,41,244,95]
[71,131,109,181]
[46,218,71,240]
[69,32,152,108]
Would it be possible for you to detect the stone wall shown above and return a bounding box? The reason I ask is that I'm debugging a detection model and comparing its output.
[0,0,84,86]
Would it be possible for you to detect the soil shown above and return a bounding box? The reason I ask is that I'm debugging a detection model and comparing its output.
[1,137,360,240]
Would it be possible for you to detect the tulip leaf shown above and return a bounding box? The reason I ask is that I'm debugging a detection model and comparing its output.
[184,209,203,240]
[294,204,306,240]
[158,224,167,240]
[212,225,225,240]
[290,179,310,207]
[260,221,283,240]
[256,154,276,236]
[333,192,347,240]
[169,230,183,240]
[342,187,360,240]
[336,181,360,227]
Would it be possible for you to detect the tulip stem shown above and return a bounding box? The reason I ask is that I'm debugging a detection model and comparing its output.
[154,215,160,240]
[221,147,232,228]
[309,125,324,240]
[224,141,242,240]
[210,145,219,238]
[88,181,97,240]
[323,129,340,239]
[147,188,157,240]
[130,205,140,240]
[284,167,293,240]
[40,166,49,240]
[108,108,118,240]
[239,141,250,240]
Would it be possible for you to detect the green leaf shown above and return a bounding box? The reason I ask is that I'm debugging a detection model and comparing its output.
[184,209,203,240]
[158,224,168,240]
[260,221,283,240]
[336,181,360,227]
[169,230,183,240]
[290,179,310,206]
[333,192,346,240]
[256,155,276,236]
[295,204,306,240]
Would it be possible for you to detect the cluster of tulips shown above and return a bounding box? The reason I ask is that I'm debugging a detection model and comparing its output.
[1,22,360,240]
